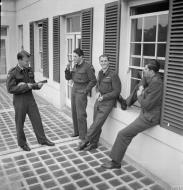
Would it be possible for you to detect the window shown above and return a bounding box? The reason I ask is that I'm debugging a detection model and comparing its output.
[1,26,7,36]
[65,15,81,104]
[67,15,81,33]
[38,23,43,71]
[18,25,23,50]
[0,26,7,75]
[0,39,6,74]
[129,7,168,92]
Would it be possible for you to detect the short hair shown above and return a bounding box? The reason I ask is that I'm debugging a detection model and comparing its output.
[73,48,84,57]
[99,54,109,61]
[17,50,31,60]
[147,59,160,73]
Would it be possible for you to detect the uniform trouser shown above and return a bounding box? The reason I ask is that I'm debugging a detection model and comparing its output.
[109,116,155,163]
[86,99,115,145]
[13,93,46,146]
[71,90,87,140]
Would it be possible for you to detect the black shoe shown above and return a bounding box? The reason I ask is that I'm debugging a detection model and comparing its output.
[118,95,127,110]
[77,141,89,151]
[40,139,55,146]
[71,133,79,137]
[101,160,121,169]
[84,143,98,151]
[20,144,31,151]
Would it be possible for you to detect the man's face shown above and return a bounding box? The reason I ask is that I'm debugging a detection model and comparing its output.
[99,56,109,70]
[73,53,82,64]
[143,64,153,78]
[19,56,30,68]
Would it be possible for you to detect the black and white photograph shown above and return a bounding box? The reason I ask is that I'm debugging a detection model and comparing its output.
[0,0,183,189]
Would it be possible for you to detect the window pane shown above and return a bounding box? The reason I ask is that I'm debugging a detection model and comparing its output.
[68,39,72,54]
[130,78,140,93]
[158,14,168,42]
[1,27,7,36]
[157,44,166,57]
[143,58,153,67]
[131,43,141,55]
[67,18,71,33]
[143,44,155,56]
[71,16,81,32]
[131,68,142,79]
[77,39,81,49]
[0,39,6,74]
[144,16,156,42]
[131,18,142,42]
[131,57,141,67]
[39,27,43,52]
[157,59,165,70]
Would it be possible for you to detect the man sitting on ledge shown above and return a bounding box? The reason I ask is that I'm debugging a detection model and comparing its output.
[101,60,163,169]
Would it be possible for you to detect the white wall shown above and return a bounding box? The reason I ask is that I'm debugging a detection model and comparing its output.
[4,0,183,187]
[1,0,17,73]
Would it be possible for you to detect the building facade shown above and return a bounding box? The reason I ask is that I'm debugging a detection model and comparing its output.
[1,0,183,187]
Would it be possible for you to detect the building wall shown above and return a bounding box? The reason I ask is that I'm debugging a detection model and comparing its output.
[1,0,17,76]
[2,0,183,187]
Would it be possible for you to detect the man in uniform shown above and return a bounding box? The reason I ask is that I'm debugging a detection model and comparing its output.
[65,48,97,142]
[78,54,121,151]
[101,60,163,169]
[6,50,55,151]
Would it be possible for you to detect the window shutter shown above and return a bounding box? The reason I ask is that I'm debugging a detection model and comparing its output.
[53,16,60,82]
[81,8,93,64]
[104,1,121,73]
[43,18,49,78]
[30,22,34,71]
[161,0,183,135]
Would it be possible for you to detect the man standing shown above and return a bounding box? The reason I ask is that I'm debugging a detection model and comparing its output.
[78,55,121,151]
[65,48,97,142]
[6,50,55,151]
[101,60,163,169]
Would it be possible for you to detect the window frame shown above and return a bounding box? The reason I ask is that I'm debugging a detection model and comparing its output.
[129,10,169,91]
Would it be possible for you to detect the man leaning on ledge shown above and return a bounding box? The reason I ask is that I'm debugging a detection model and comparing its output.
[101,60,163,169]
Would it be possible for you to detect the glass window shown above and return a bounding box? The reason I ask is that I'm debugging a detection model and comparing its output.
[129,12,168,93]
[66,15,81,33]
[131,18,142,42]
[1,27,7,36]
[0,39,6,74]
[144,16,156,42]
[18,25,23,50]
[38,24,43,69]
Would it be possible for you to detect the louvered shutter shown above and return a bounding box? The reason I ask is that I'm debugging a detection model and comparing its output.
[53,16,60,82]
[43,18,49,78]
[161,0,183,135]
[81,8,93,64]
[104,1,121,72]
[30,22,34,71]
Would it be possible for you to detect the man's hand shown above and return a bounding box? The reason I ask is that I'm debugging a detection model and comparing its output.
[98,94,103,102]
[138,85,144,91]
[37,82,43,89]
[17,82,26,86]
[66,61,72,70]
[27,83,33,89]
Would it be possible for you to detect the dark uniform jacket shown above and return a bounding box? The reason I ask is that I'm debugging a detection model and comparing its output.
[137,73,163,124]
[6,65,40,95]
[97,69,121,101]
[65,60,97,94]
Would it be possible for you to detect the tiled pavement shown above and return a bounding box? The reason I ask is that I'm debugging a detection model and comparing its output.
[0,83,168,190]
